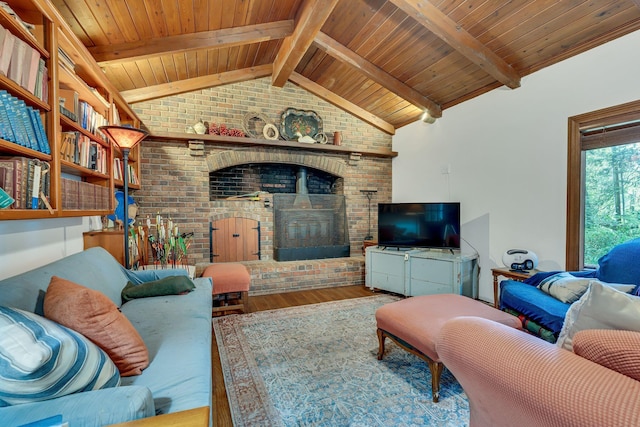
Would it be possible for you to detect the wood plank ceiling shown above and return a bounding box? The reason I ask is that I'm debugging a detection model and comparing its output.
[51,0,640,134]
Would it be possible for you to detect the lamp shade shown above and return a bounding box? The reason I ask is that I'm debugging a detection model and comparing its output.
[99,125,148,149]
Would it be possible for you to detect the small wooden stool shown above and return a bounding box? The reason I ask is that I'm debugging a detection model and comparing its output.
[202,263,251,315]
[376,294,522,402]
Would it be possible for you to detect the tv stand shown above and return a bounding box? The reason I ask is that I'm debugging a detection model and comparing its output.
[365,246,479,298]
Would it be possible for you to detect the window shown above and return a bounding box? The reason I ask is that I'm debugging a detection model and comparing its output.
[567,100,640,270]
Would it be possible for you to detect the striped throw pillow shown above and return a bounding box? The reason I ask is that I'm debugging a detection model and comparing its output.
[0,306,120,406]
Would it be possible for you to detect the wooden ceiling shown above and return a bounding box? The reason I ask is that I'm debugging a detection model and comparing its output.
[51,0,640,134]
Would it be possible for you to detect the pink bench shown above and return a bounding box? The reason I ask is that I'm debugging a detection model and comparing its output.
[202,263,251,315]
[375,294,522,402]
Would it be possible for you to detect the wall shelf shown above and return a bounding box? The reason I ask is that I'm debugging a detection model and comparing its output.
[149,131,398,159]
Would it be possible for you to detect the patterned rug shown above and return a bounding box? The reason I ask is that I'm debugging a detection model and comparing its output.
[213,294,470,426]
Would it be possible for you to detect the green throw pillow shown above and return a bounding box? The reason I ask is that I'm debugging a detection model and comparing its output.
[121,275,195,303]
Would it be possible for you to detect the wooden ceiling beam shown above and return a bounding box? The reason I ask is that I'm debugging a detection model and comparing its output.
[389,0,521,89]
[90,21,294,66]
[289,72,395,135]
[121,64,273,104]
[272,0,340,87]
[314,32,442,118]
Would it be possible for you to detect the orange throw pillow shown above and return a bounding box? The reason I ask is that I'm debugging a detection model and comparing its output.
[43,276,149,376]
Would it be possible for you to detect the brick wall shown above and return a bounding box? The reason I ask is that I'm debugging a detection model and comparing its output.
[131,77,392,293]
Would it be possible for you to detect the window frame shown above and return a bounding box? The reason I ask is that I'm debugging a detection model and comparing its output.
[566,99,640,270]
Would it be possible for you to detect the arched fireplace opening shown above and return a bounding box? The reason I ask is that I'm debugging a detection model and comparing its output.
[209,162,349,262]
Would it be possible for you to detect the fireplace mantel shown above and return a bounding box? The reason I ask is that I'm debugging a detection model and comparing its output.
[149,131,397,159]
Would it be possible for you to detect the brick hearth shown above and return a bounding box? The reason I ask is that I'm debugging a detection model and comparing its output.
[196,256,365,295]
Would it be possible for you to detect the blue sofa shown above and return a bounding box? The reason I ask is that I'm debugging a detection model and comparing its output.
[500,238,640,342]
[0,247,213,426]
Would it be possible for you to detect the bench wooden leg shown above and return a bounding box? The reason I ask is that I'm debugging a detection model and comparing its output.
[241,291,250,313]
[376,328,444,402]
[428,360,444,403]
[377,328,386,360]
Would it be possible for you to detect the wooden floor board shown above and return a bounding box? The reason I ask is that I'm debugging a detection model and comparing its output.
[211,285,375,426]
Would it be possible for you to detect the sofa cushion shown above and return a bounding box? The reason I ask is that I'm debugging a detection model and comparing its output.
[596,238,640,290]
[43,276,149,377]
[537,273,636,304]
[573,329,640,382]
[557,281,640,351]
[0,306,120,406]
[537,272,592,303]
[121,275,195,303]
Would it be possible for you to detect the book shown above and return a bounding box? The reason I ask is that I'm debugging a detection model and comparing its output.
[24,45,40,94]
[14,99,38,151]
[0,27,15,76]
[34,57,44,99]
[28,107,50,154]
[0,156,28,209]
[0,90,16,142]
[1,91,27,147]
[7,35,26,86]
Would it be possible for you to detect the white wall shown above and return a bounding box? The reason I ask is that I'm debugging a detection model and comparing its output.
[392,30,640,303]
[0,216,98,280]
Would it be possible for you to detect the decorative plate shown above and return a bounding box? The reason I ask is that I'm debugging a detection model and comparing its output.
[280,108,323,141]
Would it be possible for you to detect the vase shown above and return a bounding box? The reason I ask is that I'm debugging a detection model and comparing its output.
[333,131,342,146]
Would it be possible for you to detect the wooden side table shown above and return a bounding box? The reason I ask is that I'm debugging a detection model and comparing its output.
[83,230,125,266]
[491,267,539,308]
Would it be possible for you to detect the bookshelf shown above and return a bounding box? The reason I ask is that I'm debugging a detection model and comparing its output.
[0,0,142,220]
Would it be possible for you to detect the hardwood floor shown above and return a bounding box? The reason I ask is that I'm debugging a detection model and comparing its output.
[211,285,375,427]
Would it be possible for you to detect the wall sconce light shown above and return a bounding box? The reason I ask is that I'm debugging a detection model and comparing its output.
[99,125,149,269]
[421,111,437,124]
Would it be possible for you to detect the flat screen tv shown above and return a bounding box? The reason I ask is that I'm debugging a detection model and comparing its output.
[377,202,461,249]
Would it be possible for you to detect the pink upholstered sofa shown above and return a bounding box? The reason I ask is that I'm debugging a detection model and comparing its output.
[436,317,640,427]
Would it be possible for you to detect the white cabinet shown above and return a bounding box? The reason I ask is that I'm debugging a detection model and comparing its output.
[366,246,479,298]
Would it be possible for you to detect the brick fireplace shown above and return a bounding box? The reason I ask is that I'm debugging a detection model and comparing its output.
[131,78,393,294]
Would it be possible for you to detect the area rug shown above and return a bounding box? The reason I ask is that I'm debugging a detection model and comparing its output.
[213,294,470,426]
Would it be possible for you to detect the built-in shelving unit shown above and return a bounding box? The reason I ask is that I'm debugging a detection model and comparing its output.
[0,0,142,221]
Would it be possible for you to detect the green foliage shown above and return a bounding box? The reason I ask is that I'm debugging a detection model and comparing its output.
[584,142,640,264]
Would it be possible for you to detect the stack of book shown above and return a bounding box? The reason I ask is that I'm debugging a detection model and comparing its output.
[61,178,110,210]
[0,89,50,154]
[113,158,139,184]
[0,156,50,209]
[59,131,107,174]
[0,24,48,102]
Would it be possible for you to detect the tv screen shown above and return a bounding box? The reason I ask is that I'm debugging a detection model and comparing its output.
[377,202,461,249]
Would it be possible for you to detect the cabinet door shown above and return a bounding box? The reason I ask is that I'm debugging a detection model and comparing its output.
[409,257,455,296]
[369,251,406,294]
[211,217,260,262]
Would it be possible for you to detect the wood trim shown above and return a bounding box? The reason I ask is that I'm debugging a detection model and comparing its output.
[288,72,396,135]
[566,99,640,270]
[148,131,398,158]
[108,406,209,427]
[121,65,273,104]
[272,0,340,87]
[91,21,294,66]
[313,32,442,118]
[388,0,521,89]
